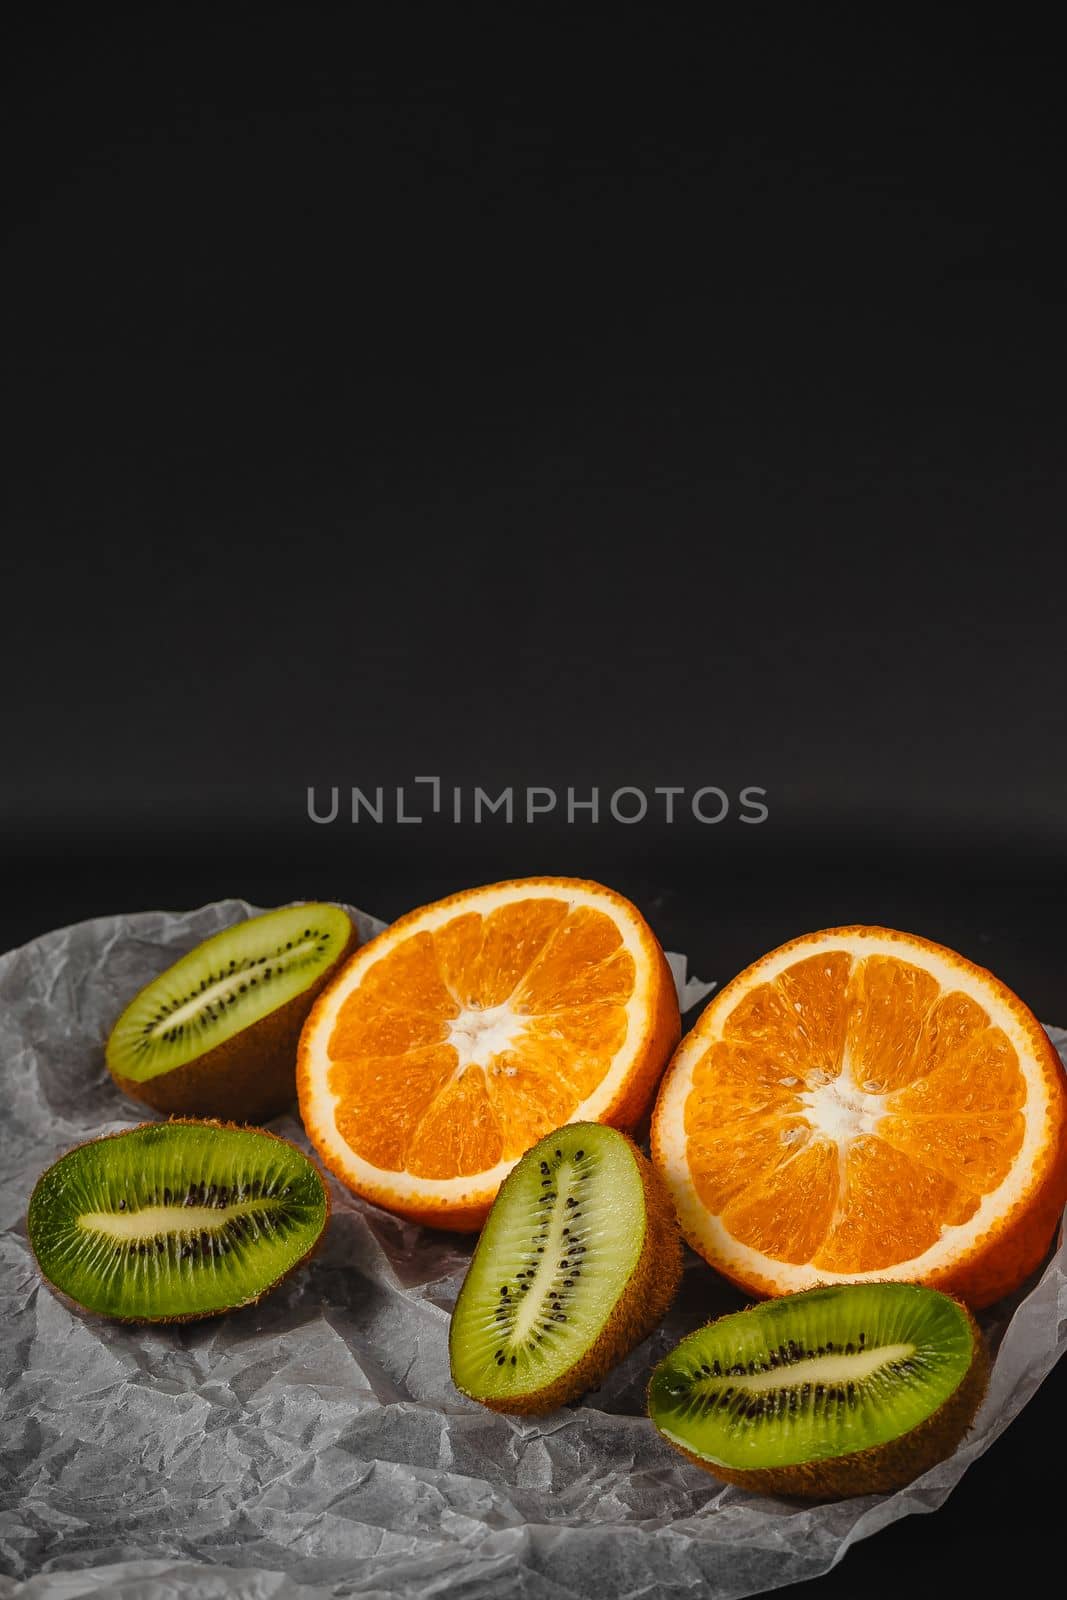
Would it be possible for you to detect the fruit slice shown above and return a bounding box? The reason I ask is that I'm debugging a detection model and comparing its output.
[107,903,358,1122]
[648,1281,988,1498]
[449,1122,682,1412]
[652,926,1067,1308]
[27,1120,329,1322]
[299,877,680,1230]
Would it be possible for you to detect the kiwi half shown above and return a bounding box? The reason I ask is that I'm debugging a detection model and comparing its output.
[106,903,358,1122]
[449,1122,682,1413]
[648,1282,989,1498]
[28,1120,329,1322]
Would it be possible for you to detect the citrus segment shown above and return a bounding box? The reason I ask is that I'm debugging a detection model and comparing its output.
[515,906,633,1009]
[333,1046,456,1171]
[405,1069,505,1179]
[437,899,570,1007]
[774,950,851,1068]
[718,1141,840,1264]
[891,1026,1024,1115]
[476,1054,578,1160]
[811,1138,980,1273]
[652,926,1067,1307]
[875,1110,1025,1192]
[299,878,681,1230]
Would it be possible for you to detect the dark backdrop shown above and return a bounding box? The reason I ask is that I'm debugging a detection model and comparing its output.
[3,10,1065,1596]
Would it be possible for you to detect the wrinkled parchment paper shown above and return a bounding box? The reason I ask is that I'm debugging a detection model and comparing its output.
[1,900,1064,1600]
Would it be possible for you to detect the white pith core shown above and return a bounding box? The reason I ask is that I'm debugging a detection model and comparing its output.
[78,1202,275,1241]
[797,1063,886,1145]
[447,1002,529,1074]
[699,1343,915,1395]
[791,1058,888,1224]
[152,935,321,1035]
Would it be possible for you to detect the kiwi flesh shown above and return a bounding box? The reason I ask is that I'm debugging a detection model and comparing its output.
[449,1122,682,1413]
[106,903,358,1122]
[27,1120,329,1322]
[648,1282,989,1498]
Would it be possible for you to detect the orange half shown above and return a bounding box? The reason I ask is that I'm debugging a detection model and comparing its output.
[652,926,1067,1308]
[299,877,680,1230]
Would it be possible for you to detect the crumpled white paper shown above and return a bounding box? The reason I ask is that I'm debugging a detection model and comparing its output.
[0,900,1063,1600]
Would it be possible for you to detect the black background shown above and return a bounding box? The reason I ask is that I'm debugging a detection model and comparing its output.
[4,8,1065,1595]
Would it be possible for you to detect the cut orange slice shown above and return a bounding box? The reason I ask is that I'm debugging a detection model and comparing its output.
[299,878,680,1230]
[652,926,1067,1308]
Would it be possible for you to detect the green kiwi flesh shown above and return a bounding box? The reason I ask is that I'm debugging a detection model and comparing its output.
[449,1122,682,1414]
[648,1282,989,1498]
[106,903,357,1121]
[28,1120,329,1321]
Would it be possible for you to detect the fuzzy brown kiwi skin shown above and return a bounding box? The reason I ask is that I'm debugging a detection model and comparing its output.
[453,1127,684,1415]
[649,1289,990,1500]
[28,1118,332,1326]
[108,915,359,1124]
